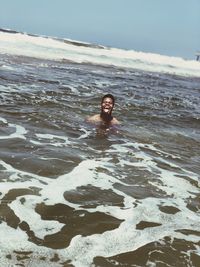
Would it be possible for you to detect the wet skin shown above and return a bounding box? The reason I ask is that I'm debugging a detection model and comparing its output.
[87,97,120,125]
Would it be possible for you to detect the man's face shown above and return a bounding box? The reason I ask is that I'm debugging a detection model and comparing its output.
[101,97,114,114]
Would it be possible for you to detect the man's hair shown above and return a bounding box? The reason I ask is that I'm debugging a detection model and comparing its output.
[101,94,115,105]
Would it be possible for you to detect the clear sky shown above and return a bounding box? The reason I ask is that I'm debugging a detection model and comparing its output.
[0,0,199,59]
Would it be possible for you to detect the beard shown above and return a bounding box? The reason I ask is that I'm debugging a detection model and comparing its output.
[100,107,113,122]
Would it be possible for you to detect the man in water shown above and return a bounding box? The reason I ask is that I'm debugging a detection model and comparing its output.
[87,94,120,125]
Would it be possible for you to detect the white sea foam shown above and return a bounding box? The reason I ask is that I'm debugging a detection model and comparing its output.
[78,128,92,139]
[0,137,199,266]
[0,119,27,140]
[0,116,8,124]
[35,133,71,146]
[0,31,200,77]
[0,221,63,267]
[10,197,65,238]
[0,64,14,71]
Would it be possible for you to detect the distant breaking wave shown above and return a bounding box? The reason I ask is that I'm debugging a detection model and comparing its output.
[0,28,105,49]
[0,28,200,77]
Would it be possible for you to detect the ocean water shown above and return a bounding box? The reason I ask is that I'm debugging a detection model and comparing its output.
[0,29,200,267]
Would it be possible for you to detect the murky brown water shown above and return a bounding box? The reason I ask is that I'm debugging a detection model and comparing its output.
[0,51,200,267]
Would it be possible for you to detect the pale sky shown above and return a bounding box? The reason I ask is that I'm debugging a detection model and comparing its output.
[0,0,199,59]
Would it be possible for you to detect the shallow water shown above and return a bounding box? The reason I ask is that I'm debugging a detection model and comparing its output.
[0,50,200,267]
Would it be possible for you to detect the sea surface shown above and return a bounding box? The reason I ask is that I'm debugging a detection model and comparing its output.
[0,29,200,267]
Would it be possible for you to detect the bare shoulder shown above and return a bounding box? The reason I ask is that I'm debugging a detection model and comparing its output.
[86,114,101,123]
[111,117,120,125]
[86,115,120,125]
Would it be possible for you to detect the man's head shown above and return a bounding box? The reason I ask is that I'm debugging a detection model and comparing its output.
[101,94,115,116]
[101,94,115,106]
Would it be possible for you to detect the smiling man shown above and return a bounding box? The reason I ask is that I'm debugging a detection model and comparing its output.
[87,94,120,125]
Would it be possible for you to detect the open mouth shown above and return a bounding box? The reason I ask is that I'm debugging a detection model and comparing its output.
[103,107,111,113]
